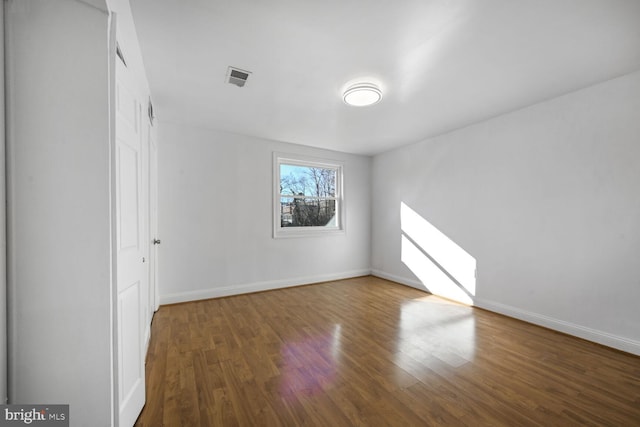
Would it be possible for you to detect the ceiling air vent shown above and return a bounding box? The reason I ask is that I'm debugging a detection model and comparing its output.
[226,66,251,87]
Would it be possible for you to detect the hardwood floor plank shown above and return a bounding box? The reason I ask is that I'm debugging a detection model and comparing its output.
[135,276,640,426]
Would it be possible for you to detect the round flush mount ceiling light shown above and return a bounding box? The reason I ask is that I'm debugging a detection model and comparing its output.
[343,83,382,107]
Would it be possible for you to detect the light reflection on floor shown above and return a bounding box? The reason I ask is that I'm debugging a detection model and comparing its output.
[278,324,342,399]
[395,295,476,371]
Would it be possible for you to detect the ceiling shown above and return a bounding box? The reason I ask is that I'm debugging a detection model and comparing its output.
[130,0,640,156]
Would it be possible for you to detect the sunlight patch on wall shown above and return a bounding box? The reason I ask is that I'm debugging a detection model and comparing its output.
[400,202,476,305]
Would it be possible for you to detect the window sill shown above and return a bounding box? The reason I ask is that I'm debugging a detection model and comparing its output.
[273,227,345,239]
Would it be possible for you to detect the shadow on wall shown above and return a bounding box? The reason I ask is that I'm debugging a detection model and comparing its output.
[400,202,476,305]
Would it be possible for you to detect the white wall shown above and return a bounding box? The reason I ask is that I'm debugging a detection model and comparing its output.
[5,1,114,425]
[371,70,640,355]
[158,123,371,303]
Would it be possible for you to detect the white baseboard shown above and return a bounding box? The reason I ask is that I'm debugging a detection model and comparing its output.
[371,270,640,356]
[159,269,372,305]
[473,298,640,356]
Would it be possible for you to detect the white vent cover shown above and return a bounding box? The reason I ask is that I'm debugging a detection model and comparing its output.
[226,66,251,87]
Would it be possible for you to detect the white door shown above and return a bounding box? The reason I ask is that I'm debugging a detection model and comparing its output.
[149,130,159,314]
[140,119,151,348]
[115,58,147,427]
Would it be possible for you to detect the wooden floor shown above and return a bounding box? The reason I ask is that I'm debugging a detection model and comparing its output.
[134,276,640,426]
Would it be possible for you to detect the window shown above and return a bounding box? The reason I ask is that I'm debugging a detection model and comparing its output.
[273,153,344,237]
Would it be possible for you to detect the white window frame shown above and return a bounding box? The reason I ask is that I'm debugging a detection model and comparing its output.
[273,152,345,238]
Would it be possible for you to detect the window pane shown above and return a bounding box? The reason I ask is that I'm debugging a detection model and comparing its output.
[280,164,336,197]
[280,197,336,227]
[280,197,295,227]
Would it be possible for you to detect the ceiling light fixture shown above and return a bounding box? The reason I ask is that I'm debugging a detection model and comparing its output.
[343,83,382,107]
